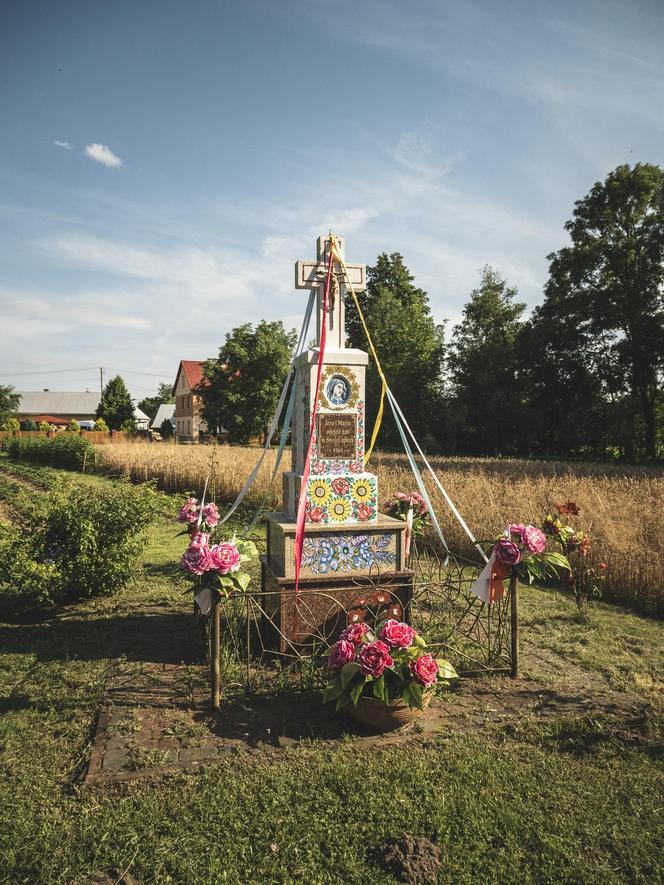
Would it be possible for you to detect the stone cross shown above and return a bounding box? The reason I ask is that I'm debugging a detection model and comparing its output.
[294,234,366,350]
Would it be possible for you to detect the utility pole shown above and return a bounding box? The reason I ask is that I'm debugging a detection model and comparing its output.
[99,367,104,415]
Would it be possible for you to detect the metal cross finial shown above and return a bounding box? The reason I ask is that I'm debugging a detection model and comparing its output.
[294,234,366,349]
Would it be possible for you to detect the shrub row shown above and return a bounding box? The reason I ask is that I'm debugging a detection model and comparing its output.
[7,433,95,469]
[0,479,159,611]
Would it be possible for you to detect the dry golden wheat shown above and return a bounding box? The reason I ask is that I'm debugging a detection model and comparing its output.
[97,442,664,615]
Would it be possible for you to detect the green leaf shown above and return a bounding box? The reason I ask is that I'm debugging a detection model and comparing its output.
[372,675,388,704]
[435,659,458,680]
[323,681,344,704]
[233,570,251,591]
[413,634,427,649]
[236,540,258,558]
[403,681,424,710]
[340,662,361,688]
[217,575,234,589]
[349,679,364,707]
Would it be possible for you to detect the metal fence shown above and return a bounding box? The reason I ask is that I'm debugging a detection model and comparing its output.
[203,536,518,708]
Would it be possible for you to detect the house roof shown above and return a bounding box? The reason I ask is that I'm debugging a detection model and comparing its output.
[151,403,176,429]
[134,407,150,423]
[30,414,70,425]
[18,391,100,416]
[177,360,206,390]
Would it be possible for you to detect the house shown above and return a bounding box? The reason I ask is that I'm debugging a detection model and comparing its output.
[134,407,151,431]
[173,360,208,442]
[151,403,176,432]
[17,391,100,422]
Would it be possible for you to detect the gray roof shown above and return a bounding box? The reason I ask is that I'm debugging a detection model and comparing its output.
[151,403,176,429]
[18,391,101,416]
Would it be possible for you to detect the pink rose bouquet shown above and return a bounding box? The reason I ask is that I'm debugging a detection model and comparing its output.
[177,495,222,535]
[487,518,572,591]
[383,491,430,537]
[323,620,457,712]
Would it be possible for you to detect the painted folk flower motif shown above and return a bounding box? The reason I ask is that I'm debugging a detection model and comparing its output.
[328,497,352,522]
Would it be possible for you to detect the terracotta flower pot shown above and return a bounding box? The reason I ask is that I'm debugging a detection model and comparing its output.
[344,691,432,733]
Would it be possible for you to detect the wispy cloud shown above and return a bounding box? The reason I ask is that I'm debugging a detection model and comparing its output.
[84,143,123,168]
[53,139,73,150]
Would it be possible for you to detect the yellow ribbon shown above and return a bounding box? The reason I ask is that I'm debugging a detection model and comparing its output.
[329,237,387,466]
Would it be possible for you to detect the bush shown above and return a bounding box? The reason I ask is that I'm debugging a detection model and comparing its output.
[66,419,80,432]
[94,417,109,432]
[160,418,174,439]
[7,433,94,469]
[0,480,159,608]
[2,417,19,432]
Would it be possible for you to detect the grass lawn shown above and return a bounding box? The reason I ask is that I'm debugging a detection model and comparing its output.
[0,460,662,884]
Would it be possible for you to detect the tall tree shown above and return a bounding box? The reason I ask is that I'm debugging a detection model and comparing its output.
[345,252,445,449]
[0,384,20,427]
[96,376,134,430]
[138,382,175,422]
[447,266,526,454]
[542,163,664,460]
[201,321,296,444]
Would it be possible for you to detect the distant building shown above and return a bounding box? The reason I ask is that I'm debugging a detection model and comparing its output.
[151,403,176,432]
[17,391,100,422]
[134,407,151,431]
[173,361,208,442]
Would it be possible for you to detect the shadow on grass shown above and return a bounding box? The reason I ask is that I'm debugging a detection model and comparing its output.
[0,611,203,665]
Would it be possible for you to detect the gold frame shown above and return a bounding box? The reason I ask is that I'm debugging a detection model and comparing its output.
[318,365,359,410]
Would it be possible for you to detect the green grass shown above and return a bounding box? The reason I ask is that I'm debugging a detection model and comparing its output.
[0,461,662,884]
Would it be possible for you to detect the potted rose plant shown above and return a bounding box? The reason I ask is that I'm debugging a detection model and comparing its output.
[323,620,458,732]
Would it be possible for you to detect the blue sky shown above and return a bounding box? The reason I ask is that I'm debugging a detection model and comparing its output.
[1,0,663,402]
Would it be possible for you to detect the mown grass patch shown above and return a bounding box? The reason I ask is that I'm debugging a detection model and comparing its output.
[0,464,662,883]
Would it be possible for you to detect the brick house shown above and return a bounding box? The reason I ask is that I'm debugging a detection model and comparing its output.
[173,360,208,442]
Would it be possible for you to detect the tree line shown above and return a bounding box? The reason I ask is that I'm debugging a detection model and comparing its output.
[199,163,664,461]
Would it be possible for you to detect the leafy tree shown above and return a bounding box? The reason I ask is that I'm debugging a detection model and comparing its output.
[541,163,664,460]
[93,417,109,432]
[66,420,80,433]
[159,417,174,439]
[0,384,20,427]
[447,266,526,454]
[96,376,134,430]
[2,417,20,432]
[201,321,296,444]
[121,418,136,433]
[345,252,445,449]
[21,419,38,431]
[138,382,175,422]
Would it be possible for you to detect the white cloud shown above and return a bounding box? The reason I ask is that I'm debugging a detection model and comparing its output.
[53,139,73,150]
[84,143,123,168]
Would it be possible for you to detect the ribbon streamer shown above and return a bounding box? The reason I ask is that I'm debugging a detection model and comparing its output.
[293,244,334,590]
[217,290,315,525]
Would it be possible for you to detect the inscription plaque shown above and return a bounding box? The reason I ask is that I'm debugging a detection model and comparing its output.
[318,413,357,459]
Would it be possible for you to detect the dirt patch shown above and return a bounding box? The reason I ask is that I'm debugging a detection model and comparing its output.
[382,835,441,884]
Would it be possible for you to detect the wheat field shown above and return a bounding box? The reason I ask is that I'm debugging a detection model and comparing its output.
[97,442,664,615]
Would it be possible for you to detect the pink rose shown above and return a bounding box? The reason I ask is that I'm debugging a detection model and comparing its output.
[328,640,356,670]
[508,523,527,541]
[494,539,522,565]
[349,461,362,474]
[312,461,326,475]
[522,525,546,554]
[358,640,393,678]
[306,506,324,523]
[409,654,439,688]
[209,542,241,574]
[331,478,350,496]
[357,503,372,521]
[380,619,416,649]
[181,533,212,575]
[178,497,199,524]
[340,622,369,645]
[202,502,220,528]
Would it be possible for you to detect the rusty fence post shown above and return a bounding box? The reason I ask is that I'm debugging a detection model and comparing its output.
[211,590,221,710]
[510,574,519,678]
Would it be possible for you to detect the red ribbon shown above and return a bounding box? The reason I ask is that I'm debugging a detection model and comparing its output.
[293,246,334,591]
